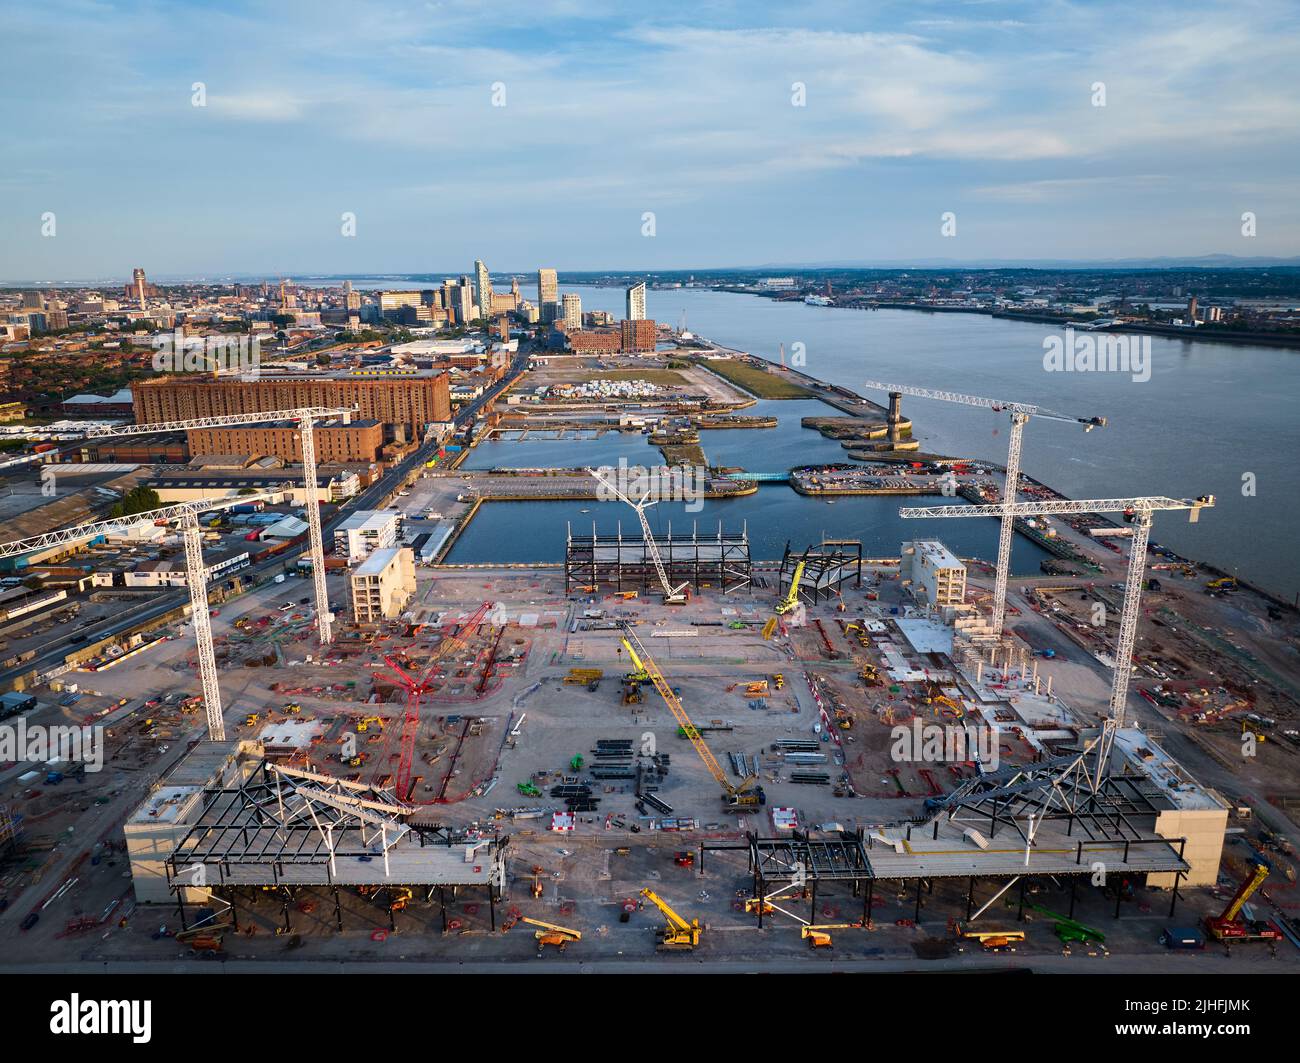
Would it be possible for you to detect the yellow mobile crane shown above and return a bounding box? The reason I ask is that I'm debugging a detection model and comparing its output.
[619,624,764,812]
[774,560,807,616]
[640,888,702,950]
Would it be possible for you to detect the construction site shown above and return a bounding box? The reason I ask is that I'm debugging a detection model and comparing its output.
[1,376,1299,975]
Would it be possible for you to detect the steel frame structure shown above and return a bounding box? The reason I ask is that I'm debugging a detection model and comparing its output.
[590,470,689,601]
[928,750,1173,845]
[163,762,508,935]
[165,762,506,885]
[777,540,863,604]
[700,817,1189,929]
[564,520,751,595]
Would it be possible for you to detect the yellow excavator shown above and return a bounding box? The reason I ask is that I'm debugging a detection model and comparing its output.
[620,623,764,812]
[522,917,582,952]
[640,888,702,950]
[774,560,807,616]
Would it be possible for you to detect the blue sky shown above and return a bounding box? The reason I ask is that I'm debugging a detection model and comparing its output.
[2,0,1298,280]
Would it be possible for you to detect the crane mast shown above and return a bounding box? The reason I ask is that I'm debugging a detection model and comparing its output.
[899,493,1214,782]
[591,471,688,602]
[376,601,494,801]
[0,492,278,741]
[862,380,1104,639]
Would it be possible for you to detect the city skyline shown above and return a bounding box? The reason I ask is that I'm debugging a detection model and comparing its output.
[3,0,1299,279]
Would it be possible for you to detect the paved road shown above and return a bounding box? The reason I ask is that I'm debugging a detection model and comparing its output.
[0,952,1288,974]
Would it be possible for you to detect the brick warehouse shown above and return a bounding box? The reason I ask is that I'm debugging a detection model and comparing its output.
[186,417,386,464]
[131,372,451,432]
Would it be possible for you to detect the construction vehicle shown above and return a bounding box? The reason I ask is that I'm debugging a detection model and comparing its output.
[956,924,1026,951]
[774,560,806,616]
[517,781,541,797]
[640,887,702,950]
[1159,926,1206,950]
[772,673,785,690]
[798,922,867,948]
[1204,858,1284,942]
[1206,577,1238,591]
[569,754,584,771]
[674,850,695,867]
[804,926,833,948]
[620,623,764,812]
[619,636,652,704]
[522,917,581,952]
[744,680,770,697]
[616,590,639,600]
[760,617,777,640]
[1027,904,1106,946]
[564,668,603,685]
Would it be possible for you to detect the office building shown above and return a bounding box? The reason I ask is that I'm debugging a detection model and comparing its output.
[537,268,558,322]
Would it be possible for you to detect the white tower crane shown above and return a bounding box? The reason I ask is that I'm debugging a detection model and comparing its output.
[898,493,1214,782]
[80,406,354,645]
[590,470,689,603]
[0,493,278,741]
[862,380,1105,639]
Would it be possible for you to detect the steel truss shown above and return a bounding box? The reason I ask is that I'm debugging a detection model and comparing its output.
[564,520,751,595]
[927,745,1171,846]
[777,540,862,603]
[165,762,506,890]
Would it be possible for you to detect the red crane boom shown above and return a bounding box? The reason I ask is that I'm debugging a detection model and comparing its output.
[373,601,494,801]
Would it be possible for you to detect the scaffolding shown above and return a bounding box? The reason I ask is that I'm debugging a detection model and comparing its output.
[564,520,751,595]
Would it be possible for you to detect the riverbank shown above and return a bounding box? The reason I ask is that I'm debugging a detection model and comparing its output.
[752,295,1300,351]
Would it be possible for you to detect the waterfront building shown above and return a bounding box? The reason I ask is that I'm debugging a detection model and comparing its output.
[626,281,646,321]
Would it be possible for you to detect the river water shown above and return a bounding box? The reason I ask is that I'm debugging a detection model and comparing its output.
[469,285,1293,600]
